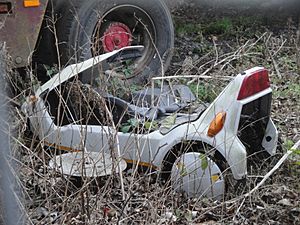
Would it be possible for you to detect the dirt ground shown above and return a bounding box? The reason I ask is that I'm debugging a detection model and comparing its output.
[10,4,300,225]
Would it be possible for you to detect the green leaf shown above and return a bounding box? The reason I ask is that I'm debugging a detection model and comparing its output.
[125,59,133,66]
[292,149,300,154]
[44,64,58,77]
[144,121,158,130]
[128,118,139,127]
[184,210,193,222]
[199,153,208,170]
[121,125,131,133]
[161,113,177,129]
[144,121,152,130]
[123,69,132,77]
[175,209,182,217]
[177,162,188,177]
[284,139,295,150]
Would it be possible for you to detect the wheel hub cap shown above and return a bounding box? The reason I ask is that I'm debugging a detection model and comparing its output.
[102,22,132,52]
[171,152,225,200]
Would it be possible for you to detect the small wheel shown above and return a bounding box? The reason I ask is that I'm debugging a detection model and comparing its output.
[56,0,174,84]
[171,152,225,200]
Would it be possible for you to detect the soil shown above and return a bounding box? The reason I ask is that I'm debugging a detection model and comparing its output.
[11,4,300,225]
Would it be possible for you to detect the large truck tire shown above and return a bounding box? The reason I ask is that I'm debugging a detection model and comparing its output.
[55,0,174,84]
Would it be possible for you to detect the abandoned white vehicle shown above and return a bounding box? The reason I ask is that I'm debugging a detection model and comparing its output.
[23,46,278,200]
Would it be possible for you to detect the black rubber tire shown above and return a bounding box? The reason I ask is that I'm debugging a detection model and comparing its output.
[55,0,174,84]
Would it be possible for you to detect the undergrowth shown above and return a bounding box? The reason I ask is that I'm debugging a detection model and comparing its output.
[1,5,300,225]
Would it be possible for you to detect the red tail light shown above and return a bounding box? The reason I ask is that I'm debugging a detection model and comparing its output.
[237,68,270,100]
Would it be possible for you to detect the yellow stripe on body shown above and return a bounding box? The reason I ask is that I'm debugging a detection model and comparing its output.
[44,142,158,169]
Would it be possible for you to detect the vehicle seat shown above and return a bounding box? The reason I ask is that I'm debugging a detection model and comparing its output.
[132,85,196,109]
[102,85,197,125]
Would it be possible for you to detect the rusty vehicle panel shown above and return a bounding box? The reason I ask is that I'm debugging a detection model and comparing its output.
[0,0,174,85]
[0,0,48,67]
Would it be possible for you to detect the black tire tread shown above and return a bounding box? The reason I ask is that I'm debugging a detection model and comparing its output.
[54,0,174,83]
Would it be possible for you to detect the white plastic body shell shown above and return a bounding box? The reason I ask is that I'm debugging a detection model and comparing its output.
[22,48,278,198]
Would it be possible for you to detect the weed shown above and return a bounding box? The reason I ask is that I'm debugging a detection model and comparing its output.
[188,83,217,103]
[203,18,233,36]
[43,64,58,77]
[284,139,295,150]
[175,19,202,37]
[274,82,300,98]
[279,55,297,71]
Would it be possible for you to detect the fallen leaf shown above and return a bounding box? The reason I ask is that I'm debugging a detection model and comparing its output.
[278,198,293,206]
[161,113,177,129]
[199,153,208,170]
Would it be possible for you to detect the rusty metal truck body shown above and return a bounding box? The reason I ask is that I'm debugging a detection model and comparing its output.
[0,0,174,84]
[0,0,48,67]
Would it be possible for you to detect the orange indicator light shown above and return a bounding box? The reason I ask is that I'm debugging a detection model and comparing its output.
[24,0,40,7]
[207,112,226,137]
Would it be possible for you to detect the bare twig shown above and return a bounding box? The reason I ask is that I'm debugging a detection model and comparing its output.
[296,17,300,74]
[245,140,300,197]
[264,33,281,78]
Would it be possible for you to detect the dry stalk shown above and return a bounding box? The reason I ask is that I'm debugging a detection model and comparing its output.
[247,140,300,196]
[187,33,268,85]
[232,139,300,218]
[103,103,126,201]
[296,17,300,74]
[264,33,282,78]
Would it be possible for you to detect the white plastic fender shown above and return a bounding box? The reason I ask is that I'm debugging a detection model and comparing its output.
[49,152,127,177]
[171,152,224,200]
[36,45,144,96]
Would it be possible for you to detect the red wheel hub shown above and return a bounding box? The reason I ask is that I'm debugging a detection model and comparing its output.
[102,22,132,52]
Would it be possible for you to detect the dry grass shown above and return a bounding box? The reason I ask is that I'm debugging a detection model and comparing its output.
[1,5,299,225]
